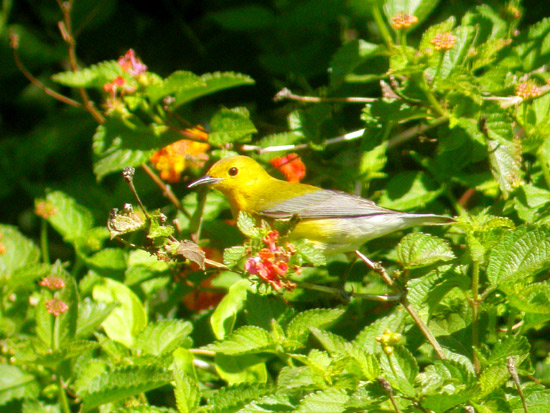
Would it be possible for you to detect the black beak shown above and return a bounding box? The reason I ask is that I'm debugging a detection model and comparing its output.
[188,175,222,188]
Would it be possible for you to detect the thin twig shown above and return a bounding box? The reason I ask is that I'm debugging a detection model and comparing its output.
[56,0,105,124]
[508,357,529,413]
[296,281,401,302]
[141,163,190,216]
[9,31,81,108]
[378,377,401,413]
[274,87,378,103]
[356,250,446,360]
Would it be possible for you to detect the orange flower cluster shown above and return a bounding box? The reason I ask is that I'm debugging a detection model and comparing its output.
[40,277,65,290]
[245,230,298,292]
[35,201,57,219]
[269,153,306,183]
[103,76,136,96]
[430,32,457,51]
[391,13,418,30]
[150,127,210,182]
[515,81,541,100]
[45,299,69,317]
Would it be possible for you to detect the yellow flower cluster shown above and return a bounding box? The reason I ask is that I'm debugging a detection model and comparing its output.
[391,13,418,30]
[515,81,541,100]
[375,329,402,355]
[430,32,457,51]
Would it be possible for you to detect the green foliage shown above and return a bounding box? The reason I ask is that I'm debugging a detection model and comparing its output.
[5,0,550,410]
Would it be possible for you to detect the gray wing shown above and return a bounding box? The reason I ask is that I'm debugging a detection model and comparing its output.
[259,189,396,220]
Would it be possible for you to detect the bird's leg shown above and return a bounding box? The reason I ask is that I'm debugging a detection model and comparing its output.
[336,252,358,289]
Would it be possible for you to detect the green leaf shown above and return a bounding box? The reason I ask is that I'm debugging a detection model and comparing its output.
[482,104,522,197]
[223,246,247,268]
[39,191,94,245]
[92,277,147,347]
[396,232,455,269]
[209,107,257,145]
[211,279,249,340]
[205,325,273,355]
[173,366,200,413]
[418,359,474,401]
[285,308,345,349]
[236,211,261,239]
[92,118,183,180]
[487,225,550,286]
[380,346,418,398]
[76,300,117,338]
[293,239,327,267]
[145,70,202,104]
[245,292,289,331]
[51,60,123,88]
[0,365,39,405]
[487,336,530,367]
[82,248,127,279]
[214,353,268,385]
[0,224,40,276]
[475,364,510,400]
[125,249,170,286]
[295,388,348,413]
[207,383,273,413]
[133,320,193,356]
[435,26,475,80]
[34,340,98,367]
[329,39,380,87]
[377,171,442,210]
[80,365,172,411]
[359,142,388,184]
[172,71,255,109]
[420,16,455,52]
[509,388,550,412]
[507,282,550,314]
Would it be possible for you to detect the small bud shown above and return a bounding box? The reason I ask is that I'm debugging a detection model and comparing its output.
[430,32,456,51]
[515,81,541,100]
[8,30,19,49]
[35,201,57,218]
[45,299,69,316]
[391,13,418,30]
[40,276,65,291]
[122,167,135,181]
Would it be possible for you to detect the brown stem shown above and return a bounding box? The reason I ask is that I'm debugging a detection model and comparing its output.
[356,251,446,360]
[56,0,105,124]
[140,163,191,217]
[274,87,378,103]
[378,377,402,413]
[508,357,529,413]
[9,31,81,108]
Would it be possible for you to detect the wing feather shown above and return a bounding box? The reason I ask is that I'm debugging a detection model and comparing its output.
[259,189,396,220]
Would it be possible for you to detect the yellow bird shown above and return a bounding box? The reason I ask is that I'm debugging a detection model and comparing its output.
[189,156,453,254]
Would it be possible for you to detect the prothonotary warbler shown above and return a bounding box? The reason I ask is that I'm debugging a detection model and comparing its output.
[189,156,454,254]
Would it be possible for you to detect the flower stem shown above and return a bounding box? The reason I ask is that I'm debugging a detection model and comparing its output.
[371,5,393,50]
[471,260,481,375]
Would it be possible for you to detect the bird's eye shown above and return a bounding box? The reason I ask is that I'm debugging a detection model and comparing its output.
[228,167,239,176]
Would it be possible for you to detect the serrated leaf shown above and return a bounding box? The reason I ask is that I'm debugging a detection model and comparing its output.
[354,309,407,353]
[0,224,40,276]
[80,365,172,411]
[205,325,273,355]
[173,366,200,413]
[397,232,455,269]
[418,359,474,398]
[507,282,550,314]
[208,383,273,413]
[383,0,439,24]
[145,70,203,104]
[211,279,249,340]
[295,388,348,413]
[133,320,193,356]
[487,225,550,286]
[285,308,344,349]
[0,365,39,405]
[223,246,247,268]
[38,191,94,244]
[482,105,522,197]
[509,388,550,412]
[209,107,257,145]
[34,340,98,367]
[380,346,418,398]
[215,353,268,385]
[51,60,123,88]
[310,328,351,355]
[475,363,510,400]
[92,277,147,347]
[77,300,117,338]
[176,240,205,270]
[435,26,475,80]
[293,239,327,267]
[236,212,261,239]
[92,118,184,180]
[172,71,255,109]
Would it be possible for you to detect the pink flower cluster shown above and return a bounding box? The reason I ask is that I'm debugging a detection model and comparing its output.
[245,231,299,292]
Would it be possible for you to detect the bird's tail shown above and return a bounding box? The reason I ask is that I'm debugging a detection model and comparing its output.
[404,213,455,226]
